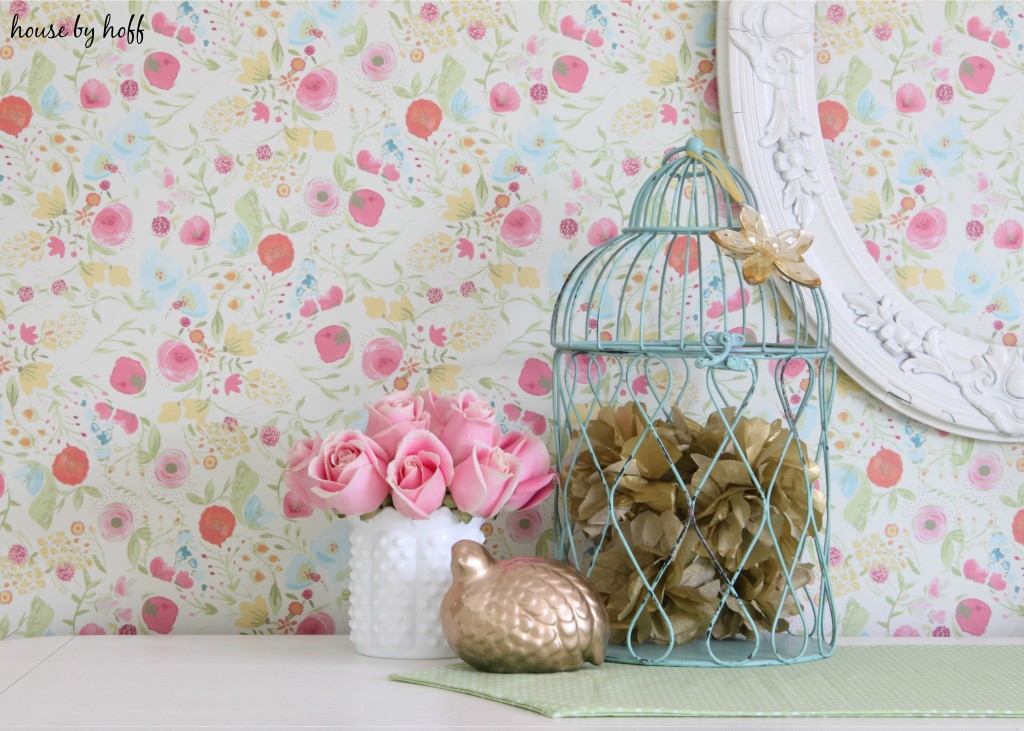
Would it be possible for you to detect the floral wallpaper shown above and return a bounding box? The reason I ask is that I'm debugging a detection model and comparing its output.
[0,0,1019,641]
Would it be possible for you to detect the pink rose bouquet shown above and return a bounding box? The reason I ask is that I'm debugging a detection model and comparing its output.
[283,388,556,521]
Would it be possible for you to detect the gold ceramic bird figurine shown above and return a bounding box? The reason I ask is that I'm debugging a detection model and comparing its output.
[440,540,609,673]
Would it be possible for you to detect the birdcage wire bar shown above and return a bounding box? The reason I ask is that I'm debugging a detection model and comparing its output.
[551,138,837,667]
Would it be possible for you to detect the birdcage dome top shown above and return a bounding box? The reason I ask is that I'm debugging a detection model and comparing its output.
[551,138,830,364]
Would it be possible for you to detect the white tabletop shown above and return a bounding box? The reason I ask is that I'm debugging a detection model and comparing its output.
[0,635,1022,730]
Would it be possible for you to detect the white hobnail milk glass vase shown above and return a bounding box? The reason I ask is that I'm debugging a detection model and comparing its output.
[347,507,484,659]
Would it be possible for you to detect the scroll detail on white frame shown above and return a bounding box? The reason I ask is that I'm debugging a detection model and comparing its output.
[716,0,1024,441]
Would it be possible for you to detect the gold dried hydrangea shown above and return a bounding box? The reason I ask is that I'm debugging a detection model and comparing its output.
[203,97,251,135]
[448,313,495,352]
[244,368,292,407]
[40,312,87,350]
[610,99,659,138]
[407,233,455,272]
[196,421,251,460]
[244,153,298,188]
[0,231,45,270]
[37,531,93,571]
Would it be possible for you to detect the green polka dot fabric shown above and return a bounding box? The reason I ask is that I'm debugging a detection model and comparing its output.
[390,645,1024,718]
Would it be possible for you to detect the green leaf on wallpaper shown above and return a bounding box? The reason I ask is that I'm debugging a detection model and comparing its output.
[881,178,894,208]
[343,18,368,57]
[950,437,974,467]
[534,528,554,558]
[843,57,871,107]
[211,310,224,340]
[538,0,551,26]
[944,0,958,26]
[229,461,259,517]
[66,173,79,206]
[817,74,828,102]
[6,378,18,408]
[269,584,282,614]
[0,70,10,96]
[28,473,57,530]
[438,55,466,114]
[679,42,691,72]
[27,52,55,107]
[841,598,868,636]
[475,174,487,205]
[843,482,871,533]
[25,597,54,638]
[940,528,964,568]
[271,39,284,68]
[234,189,262,246]
[333,154,348,188]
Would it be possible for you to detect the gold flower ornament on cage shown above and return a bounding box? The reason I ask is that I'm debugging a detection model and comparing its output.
[709,205,822,288]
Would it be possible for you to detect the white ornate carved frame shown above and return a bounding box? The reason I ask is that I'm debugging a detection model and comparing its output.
[717,1,1024,441]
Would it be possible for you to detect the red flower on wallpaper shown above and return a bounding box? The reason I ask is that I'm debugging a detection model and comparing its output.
[1012,509,1024,545]
[52,445,90,486]
[257,233,295,274]
[866,448,903,488]
[0,95,32,136]
[817,100,849,140]
[666,235,700,275]
[405,98,443,139]
[199,505,236,546]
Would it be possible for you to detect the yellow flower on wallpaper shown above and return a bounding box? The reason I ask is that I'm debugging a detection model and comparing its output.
[645,54,680,86]
[223,324,257,356]
[517,267,541,289]
[441,188,476,221]
[488,263,517,289]
[108,265,132,287]
[387,296,414,321]
[427,364,463,393]
[237,52,272,83]
[32,187,66,219]
[158,402,181,423]
[234,595,270,629]
[79,262,108,288]
[182,399,211,423]
[363,297,386,318]
[923,269,946,290]
[19,363,54,395]
[849,191,882,223]
[284,127,312,155]
[312,130,335,151]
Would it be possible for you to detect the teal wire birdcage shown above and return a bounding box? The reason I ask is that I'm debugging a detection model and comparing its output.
[551,137,837,667]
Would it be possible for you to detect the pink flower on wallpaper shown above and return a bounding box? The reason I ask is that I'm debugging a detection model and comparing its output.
[80,79,111,109]
[91,204,133,247]
[19,324,37,345]
[893,625,920,637]
[967,451,1001,490]
[224,373,242,395]
[586,217,618,247]
[356,149,383,174]
[282,490,314,519]
[143,52,180,90]
[966,16,992,41]
[912,505,947,544]
[489,82,520,113]
[518,357,552,396]
[317,285,344,310]
[895,83,926,113]
[905,208,946,250]
[817,100,849,140]
[994,220,1023,250]
[154,449,190,488]
[314,325,351,364]
[251,101,270,123]
[361,42,396,81]
[500,204,542,248]
[559,15,585,41]
[361,337,403,380]
[157,340,199,383]
[141,596,179,634]
[296,612,335,635]
[955,598,991,636]
[703,77,719,114]
[552,55,588,93]
[79,624,106,635]
[110,356,147,395]
[864,239,881,261]
[296,69,338,111]
[178,215,211,247]
[348,189,385,227]
[98,503,134,541]
[660,103,678,125]
[305,178,340,217]
[959,56,995,94]
[428,325,447,347]
[47,236,65,257]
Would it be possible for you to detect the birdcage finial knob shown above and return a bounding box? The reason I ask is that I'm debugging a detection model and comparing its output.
[684,137,705,156]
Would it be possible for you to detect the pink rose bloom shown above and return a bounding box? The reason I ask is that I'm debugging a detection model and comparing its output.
[296,611,336,635]
[179,215,211,247]
[296,68,338,111]
[361,42,396,81]
[497,431,555,511]
[386,430,453,519]
[308,430,390,515]
[895,83,926,113]
[437,391,501,463]
[365,392,429,457]
[500,204,542,248]
[91,203,133,247]
[994,220,1023,250]
[586,217,618,247]
[80,79,111,109]
[305,177,340,217]
[283,434,333,512]
[79,623,107,635]
[905,208,946,250]
[154,449,189,488]
[157,339,199,383]
[489,82,521,113]
[98,502,134,541]
[361,337,403,381]
[450,442,521,518]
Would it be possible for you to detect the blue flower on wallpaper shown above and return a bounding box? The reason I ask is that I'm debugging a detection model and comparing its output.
[953,252,995,301]
[176,282,209,318]
[492,149,523,183]
[855,90,888,123]
[39,86,70,119]
[897,150,928,185]
[694,12,716,48]
[217,222,251,257]
[516,116,559,164]
[108,113,153,172]
[317,1,357,30]
[923,117,966,175]
[449,88,482,122]
[990,285,1021,320]
[312,523,350,568]
[285,555,316,590]
[835,463,860,498]
[82,147,114,182]
[15,463,45,497]
[243,494,274,529]
[547,249,574,294]
[287,12,320,46]
[140,251,183,305]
